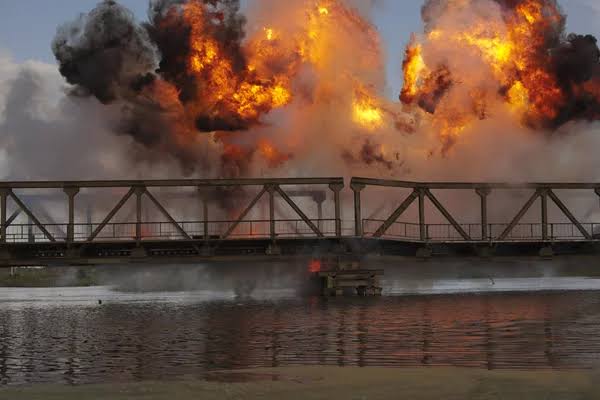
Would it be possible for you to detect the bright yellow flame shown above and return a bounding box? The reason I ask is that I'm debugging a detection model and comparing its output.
[353,100,384,130]
[508,81,529,111]
[318,6,329,15]
[264,27,275,41]
[402,43,426,100]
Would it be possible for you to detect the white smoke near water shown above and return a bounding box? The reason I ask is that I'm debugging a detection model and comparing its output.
[0,0,599,226]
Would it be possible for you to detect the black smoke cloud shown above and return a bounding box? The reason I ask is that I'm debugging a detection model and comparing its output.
[52,0,248,175]
[551,34,600,124]
[52,0,158,103]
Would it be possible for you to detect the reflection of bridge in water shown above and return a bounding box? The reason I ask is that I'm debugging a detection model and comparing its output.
[1,177,600,266]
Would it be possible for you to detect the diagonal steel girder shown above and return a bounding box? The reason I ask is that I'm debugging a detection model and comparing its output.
[373,190,418,238]
[548,190,592,240]
[274,186,323,237]
[425,189,472,241]
[6,209,21,227]
[87,188,135,241]
[498,190,541,241]
[220,187,267,240]
[8,191,56,242]
[144,188,193,241]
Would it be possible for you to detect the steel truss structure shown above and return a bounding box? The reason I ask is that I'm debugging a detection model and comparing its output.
[0,177,600,265]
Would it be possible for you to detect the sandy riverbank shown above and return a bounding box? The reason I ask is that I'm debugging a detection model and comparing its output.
[2,366,599,400]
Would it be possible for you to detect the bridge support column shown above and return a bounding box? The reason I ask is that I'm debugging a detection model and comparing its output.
[540,189,548,241]
[476,188,491,241]
[64,187,79,244]
[265,185,278,248]
[329,183,344,237]
[134,186,145,245]
[198,188,212,256]
[313,191,326,233]
[266,184,280,256]
[0,188,8,244]
[418,188,426,241]
[351,183,365,237]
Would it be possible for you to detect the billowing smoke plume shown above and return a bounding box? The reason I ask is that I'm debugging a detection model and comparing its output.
[52,0,158,103]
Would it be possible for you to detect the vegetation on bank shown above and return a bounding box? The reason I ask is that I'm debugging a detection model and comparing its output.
[0,267,98,287]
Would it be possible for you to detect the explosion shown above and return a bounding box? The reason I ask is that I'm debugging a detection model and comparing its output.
[401,0,600,153]
[47,0,600,180]
[52,0,393,177]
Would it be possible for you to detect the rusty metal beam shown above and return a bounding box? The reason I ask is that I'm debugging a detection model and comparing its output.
[8,191,55,242]
[275,186,323,237]
[425,189,471,241]
[221,188,267,240]
[548,190,591,240]
[87,188,135,241]
[498,191,540,241]
[373,190,418,238]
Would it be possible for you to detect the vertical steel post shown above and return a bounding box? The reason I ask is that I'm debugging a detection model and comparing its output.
[541,189,548,240]
[266,185,276,241]
[476,188,491,240]
[351,183,365,237]
[135,186,145,244]
[418,188,426,241]
[0,189,8,244]
[203,198,209,241]
[199,187,209,242]
[64,187,79,244]
[329,183,344,237]
[317,201,323,232]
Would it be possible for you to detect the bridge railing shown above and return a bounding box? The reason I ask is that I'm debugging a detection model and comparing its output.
[363,219,600,242]
[2,219,355,243]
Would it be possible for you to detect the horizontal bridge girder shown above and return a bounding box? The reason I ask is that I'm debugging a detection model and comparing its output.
[0,178,344,189]
[351,177,600,190]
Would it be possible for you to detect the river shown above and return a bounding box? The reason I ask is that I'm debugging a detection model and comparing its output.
[2,277,600,385]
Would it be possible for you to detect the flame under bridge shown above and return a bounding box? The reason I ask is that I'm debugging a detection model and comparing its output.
[1,177,600,266]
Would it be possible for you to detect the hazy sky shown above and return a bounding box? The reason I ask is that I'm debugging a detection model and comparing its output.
[0,0,598,99]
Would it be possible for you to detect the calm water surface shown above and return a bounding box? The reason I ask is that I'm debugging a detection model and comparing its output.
[2,278,600,385]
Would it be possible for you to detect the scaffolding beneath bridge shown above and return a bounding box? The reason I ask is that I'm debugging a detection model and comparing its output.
[0,177,600,265]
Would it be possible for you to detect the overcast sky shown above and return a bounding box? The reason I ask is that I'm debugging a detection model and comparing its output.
[0,0,598,99]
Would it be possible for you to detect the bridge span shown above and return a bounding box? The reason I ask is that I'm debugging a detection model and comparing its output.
[1,177,600,266]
